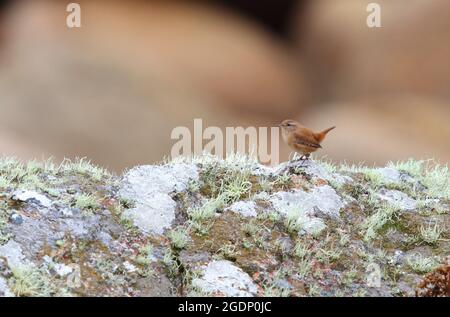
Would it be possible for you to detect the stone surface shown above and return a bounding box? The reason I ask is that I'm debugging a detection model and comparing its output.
[0,156,447,297]
[271,185,343,219]
[276,160,351,185]
[119,163,199,234]
[0,240,29,269]
[378,189,417,211]
[269,185,343,235]
[11,190,52,208]
[228,201,257,217]
[0,277,14,297]
[376,168,401,183]
[192,260,258,297]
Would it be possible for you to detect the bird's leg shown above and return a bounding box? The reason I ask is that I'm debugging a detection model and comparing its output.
[298,154,310,166]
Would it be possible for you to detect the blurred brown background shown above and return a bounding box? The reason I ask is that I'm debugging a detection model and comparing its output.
[0,0,449,172]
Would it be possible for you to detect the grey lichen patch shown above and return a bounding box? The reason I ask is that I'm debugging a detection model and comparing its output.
[119,163,199,235]
[11,190,53,209]
[227,200,257,217]
[122,193,177,235]
[377,189,417,211]
[0,240,29,268]
[268,185,343,236]
[376,167,409,184]
[271,185,343,220]
[0,276,13,297]
[192,260,258,297]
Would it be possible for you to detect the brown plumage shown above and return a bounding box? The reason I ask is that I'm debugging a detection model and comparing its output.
[279,119,335,159]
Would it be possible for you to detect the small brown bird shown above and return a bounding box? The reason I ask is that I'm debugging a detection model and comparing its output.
[279,119,335,160]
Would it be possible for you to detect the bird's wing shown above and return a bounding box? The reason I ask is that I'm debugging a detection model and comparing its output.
[292,131,322,148]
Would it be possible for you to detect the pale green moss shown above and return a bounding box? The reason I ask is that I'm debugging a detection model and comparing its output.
[406,254,439,274]
[168,227,189,250]
[9,265,62,297]
[388,159,450,199]
[362,203,401,242]
[188,196,224,223]
[419,222,444,245]
[75,193,99,211]
[59,157,111,181]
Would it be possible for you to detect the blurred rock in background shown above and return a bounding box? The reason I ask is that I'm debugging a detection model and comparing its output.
[294,0,450,163]
[0,0,448,171]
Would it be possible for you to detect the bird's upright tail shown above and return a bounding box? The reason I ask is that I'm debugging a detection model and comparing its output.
[315,126,336,142]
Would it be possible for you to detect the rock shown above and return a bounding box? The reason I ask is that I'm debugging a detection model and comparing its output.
[0,240,30,269]
[119,163,199,235]
[0,258,7,272]
[42,255,73,278]
[299,0,450,101]
[270,185,343,235]
[178,251,212,270]
[228,201,257,217]
[0,155,446,297]
[122,193,176,236]
[376,167,416,185]
[304,162,350,185]
[55,263,73,278]
[274,279,293,290]
[59,208,74,217]
[271,185,343,219]
[377,189,417,211]
[11,190,52,208]
[274,236,293,255]
[300,217,327,236]
[277,160,350,185]
[0,276,14,297]
[376,168,401,183]
[192,260,258,297]
[120,163,199,197]
[9,213,23,225]
[134,274,175,297]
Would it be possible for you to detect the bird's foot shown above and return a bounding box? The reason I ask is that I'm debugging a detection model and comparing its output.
[292,154,305,162]
[297,154,311,166]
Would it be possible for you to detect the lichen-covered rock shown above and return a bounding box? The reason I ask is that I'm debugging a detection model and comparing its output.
[228,201,257,217]
[11,190,52,209]
[376,168,402,184]
[277,160,351,185]
[377,189,417,211]
[0,156,448,297]
[192,260,258,297]
[119,163,199,234]
[0,277,13,297]
[0,240,29,269]
[271,185,343,219]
